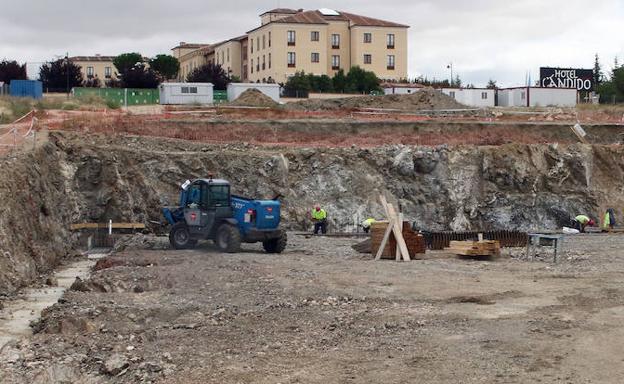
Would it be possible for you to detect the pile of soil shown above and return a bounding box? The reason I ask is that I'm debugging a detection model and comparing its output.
[286,88,466,112]
[229,89,279,108]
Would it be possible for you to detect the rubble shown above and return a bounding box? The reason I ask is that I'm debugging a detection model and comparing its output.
[228,88,279,108]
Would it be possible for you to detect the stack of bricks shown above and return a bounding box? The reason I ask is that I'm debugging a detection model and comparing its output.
[371,221,426,260]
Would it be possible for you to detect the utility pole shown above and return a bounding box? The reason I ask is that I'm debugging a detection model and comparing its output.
[65,52,70,99]
[447,62,453,87]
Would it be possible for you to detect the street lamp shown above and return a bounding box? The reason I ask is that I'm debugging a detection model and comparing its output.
[447,62,453,87]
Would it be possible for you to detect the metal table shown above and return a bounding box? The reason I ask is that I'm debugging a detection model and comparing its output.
[526,233,564,263]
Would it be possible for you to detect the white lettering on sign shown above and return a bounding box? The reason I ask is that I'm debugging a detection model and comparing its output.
[540,68,593,91]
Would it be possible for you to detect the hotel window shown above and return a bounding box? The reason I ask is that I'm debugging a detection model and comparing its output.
[387,34,395,49]
[311,31,320,41]
[311,52,320,63]
[287,30,296,46]
[331,55,340,70]
[331,34,340,49]
[190,87,198,94]
[251,59,253,73]
[87,66,94,77]
[481,92,488,99]
[387,55,395,70]
[251,42,253,54]
[268,31,271,47]
[364,33,372,43]
[287,52,296,67]
[181,86,189,94]
[262,55,265,70]
[364,54,372,64]
[268,53,271,69]
[257,37,260,51]
[227,48,230,62]
[256,56,259,72]
[104,66,112,78]
[262,35,265,50]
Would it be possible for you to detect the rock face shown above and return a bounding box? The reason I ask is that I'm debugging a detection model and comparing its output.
[1,132,623,294]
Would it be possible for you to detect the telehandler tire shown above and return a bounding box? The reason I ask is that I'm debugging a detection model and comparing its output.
[169,222,195,249]
[263,231,287,254]
[216,224,241,253]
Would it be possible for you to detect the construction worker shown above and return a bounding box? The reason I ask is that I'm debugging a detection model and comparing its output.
[361,218,376,233]
[572,214,595,233]
[603,208,616,232]
[311,205,327,235]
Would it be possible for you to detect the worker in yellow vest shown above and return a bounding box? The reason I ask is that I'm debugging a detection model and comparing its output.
[311,205,327,235]
[361,218,376,233]
[572,214,595,233]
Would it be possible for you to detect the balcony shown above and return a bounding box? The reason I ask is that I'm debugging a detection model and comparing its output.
[387,65,395,70]
[387,44,395,49]
[332,45,340,49]
[287,41,295,46]
[332,66,340,70]
[288,63,296,68]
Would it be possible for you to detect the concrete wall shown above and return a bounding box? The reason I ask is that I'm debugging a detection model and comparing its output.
[384,86,422,95]
[159,82,213,105]
[442,88,495,108]
[497,87,576,107]
[227,83,280,102]
[529,87,577,107]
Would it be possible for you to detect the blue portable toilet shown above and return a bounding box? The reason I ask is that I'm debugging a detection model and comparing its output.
[10,80,43,99]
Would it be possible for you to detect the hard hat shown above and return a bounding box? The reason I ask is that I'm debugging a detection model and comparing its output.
[588,219,595,226]
[315,206,321,211]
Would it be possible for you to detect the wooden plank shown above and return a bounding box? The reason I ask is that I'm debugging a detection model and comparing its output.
[375,219,395,261]
[385,202,410,261]
[395,212,403,261]
[70,222,146,230]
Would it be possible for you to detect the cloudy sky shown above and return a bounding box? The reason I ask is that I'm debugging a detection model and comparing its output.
[1,0,622,87]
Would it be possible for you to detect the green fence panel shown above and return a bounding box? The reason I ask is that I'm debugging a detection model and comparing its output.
[214,90,228,104]
[73,87,160,106]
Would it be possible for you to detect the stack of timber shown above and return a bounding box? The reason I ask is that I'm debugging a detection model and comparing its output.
[371,221,425,260]
[446,240,501,257]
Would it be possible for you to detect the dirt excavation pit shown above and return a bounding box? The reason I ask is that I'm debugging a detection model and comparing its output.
[1,233,624,383]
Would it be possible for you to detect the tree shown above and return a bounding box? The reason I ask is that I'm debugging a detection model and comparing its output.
[113,53,144,75]
[39,58,83,92]
[332,69,348,93]
[120,63,159,88]
[316,75,333,92]
[186,63,231,90]
[486,79,498,89]
[451,74,462,88]
[0,60,27,83]
[345,66,381,93]
[593,54,603,86]
[83,77,102,88]
[283,71,311,97]
[149,54,180,80]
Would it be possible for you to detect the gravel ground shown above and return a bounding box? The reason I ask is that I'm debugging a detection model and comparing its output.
[2,233,624,383]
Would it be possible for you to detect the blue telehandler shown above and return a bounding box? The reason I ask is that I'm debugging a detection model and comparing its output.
[162,177,287,253]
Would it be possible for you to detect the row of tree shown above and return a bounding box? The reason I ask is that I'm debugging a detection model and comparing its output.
[35,53,182,92]
[594,54,624,104]
[283,66,382,97]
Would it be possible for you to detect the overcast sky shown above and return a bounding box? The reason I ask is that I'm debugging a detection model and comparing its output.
[1,0,622,87]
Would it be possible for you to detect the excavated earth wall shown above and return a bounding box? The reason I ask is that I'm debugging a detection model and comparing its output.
[1,131,623,295]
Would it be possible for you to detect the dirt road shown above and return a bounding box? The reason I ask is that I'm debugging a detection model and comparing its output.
[1,233,624,383]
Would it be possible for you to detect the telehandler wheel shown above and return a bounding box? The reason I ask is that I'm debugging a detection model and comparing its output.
[169,222,195,249]
[263,231,287,254]
[216,224,241,253]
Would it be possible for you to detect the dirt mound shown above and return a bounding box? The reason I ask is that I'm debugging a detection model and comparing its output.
[229,88,279,108]
[286,88,466,112]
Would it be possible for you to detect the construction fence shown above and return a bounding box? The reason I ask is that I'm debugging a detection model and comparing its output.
[73,87,160,106]
[0,111,39,155]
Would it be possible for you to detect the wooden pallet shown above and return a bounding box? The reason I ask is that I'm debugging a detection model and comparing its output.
[446,240,501,257]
